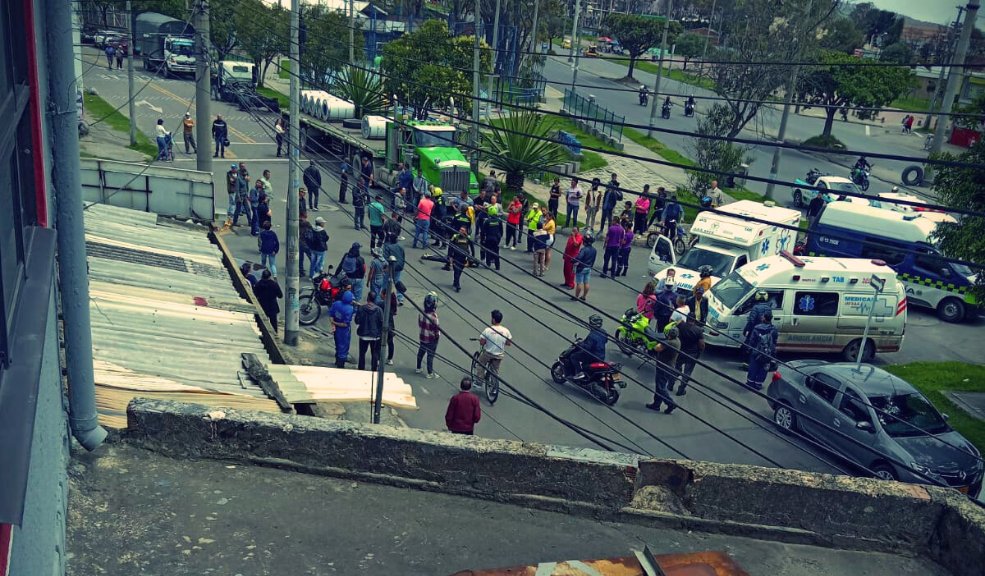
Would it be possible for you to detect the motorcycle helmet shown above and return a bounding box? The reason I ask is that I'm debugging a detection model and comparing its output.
[588,314,604,330]
[699,265,713,277]
[755,289,769,302]
[891,186,899,193]
[582,233,595,244]
[424,292,437,312]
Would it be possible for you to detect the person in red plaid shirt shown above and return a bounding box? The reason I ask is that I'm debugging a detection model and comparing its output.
[415,293,440,379]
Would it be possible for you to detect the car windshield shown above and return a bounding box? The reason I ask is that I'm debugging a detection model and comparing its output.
[710,271,754,310]
[171,41,195,56]
[869,393,950,436]
[414,128,456,147]
[951,262,974,278]
[677,247,734,278]
[832,182,860,194]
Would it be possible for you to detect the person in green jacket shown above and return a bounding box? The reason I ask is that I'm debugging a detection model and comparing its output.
[368,194,387,249]
[524,202,542,253]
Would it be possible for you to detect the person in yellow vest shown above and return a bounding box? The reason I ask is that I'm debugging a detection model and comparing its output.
[524,202,542,253]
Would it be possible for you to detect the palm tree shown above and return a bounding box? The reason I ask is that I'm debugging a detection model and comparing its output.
[334,65,387,118]
[481,110,568,190]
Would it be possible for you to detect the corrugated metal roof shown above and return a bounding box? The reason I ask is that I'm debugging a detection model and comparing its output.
[83,203,281,427]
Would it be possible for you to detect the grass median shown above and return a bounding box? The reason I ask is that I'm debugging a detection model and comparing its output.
[257,86,290,111]
[83,93,158,159]
[883,362,985,454]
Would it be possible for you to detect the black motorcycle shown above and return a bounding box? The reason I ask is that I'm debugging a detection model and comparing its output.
[550,338,625,405]
[684,103,695,117]
[298,267,351,326]
[805,167,822,185]
[661,103,671,119]
[639,92,649,107]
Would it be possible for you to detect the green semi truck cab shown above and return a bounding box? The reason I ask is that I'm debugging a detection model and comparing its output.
[386,120,478,196]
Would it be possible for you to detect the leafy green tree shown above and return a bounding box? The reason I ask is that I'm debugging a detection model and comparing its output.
[674,33,705,70]
[879,42,913,65]
[481,111,568,190]
[604,13,679,81]
[234,0,287,87]
[796,50,913,137]
[819,17,864,53]
[209,0,240,62]
[685,103,751,193]
[381,20,490,116]
[334,65,387,117]
[850,3,902,45]
[931,140,985,301]
[300,5,361,85]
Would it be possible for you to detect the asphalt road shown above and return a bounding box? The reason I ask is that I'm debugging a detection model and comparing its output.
[82,49,984,480]
[542,55,936,205]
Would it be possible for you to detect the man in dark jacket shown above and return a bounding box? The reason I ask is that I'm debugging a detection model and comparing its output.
[338,242,366,302]
[258,221,279,277]
[303,161,322,211]
[743,290,774,350]
[655,281,677,331]
[211,114,228,158]
[572,235,597,302]
[481,205,504,270]
[253,270,283,331]
[598,172,622,233]
[448,226,471,292]
[646,326,680,414]
[298,215,312,276]
[672,314,705,396]
[354,292,384,371]
[746,311,778,391]
[445,376,481,435]
[338,163,350,204]
[807,193,825,225]
[382,231,406,305]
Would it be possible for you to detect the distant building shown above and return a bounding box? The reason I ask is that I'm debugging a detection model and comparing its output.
[900,17,945,46]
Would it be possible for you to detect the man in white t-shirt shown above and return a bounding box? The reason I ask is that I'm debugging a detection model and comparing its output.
[670,296,691,324]
[477,309,512,382]
[709,180,725,208]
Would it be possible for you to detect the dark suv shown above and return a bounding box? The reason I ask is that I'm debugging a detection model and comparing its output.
[767,360,983,497]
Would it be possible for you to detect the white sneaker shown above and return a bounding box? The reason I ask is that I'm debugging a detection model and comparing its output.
[387,360,393,365]
[427,372,439,379]
[509,246,515,251]
[415,368,422,374]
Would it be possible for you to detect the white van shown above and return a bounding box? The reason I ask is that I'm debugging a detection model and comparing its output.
[704,252,907,362]
[648,201,801,295]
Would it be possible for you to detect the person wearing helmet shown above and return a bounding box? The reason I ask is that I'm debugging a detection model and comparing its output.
[573,314,608,377]
[746,310,778,391]
[481,204,504,270]
[647,325,680,414]
[694,265,713,297]
[742,290,774,351]
[654,279,677,332]
[416,293,440,378]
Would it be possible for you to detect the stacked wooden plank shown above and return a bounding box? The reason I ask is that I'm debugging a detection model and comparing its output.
[264,364,418,410]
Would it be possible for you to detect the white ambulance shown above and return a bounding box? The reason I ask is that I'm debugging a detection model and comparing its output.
[648,200,801,295]
[704,252,907,362]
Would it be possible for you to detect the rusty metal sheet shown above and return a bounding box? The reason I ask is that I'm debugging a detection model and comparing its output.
[449,550,749,576]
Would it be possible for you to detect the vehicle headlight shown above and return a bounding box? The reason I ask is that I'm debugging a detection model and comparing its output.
[910,462,942,481]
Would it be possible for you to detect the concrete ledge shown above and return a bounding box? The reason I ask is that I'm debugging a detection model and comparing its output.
[125,399,985,575]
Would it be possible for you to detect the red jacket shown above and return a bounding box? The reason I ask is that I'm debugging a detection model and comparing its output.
[445,391,481,433]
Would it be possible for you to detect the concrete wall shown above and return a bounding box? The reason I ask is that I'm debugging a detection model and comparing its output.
[8,290,70,576]
[80,159,215,221]
[125,399,985,576]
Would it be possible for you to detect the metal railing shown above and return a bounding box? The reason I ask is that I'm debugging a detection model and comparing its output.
[562,88,624,142]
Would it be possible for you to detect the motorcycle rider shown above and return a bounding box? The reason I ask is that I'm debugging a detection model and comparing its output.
[854,155,872,172]
[661,96,672,118]
[694,265,713,296]
[571,314,608,379]
[684,95,695,116]
[639,85,649,106]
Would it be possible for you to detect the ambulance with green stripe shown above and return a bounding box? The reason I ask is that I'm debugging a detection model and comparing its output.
[807,202,978,323]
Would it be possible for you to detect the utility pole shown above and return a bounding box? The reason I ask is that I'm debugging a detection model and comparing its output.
[569,0,582,89]
[373,265,395,424]
[471,0,481,168]
[647,0,673,138]
[487,0,502,118]
[285,0,301,346]
[925,8,964,131]
[927,0,978,182]
[764,0,814,201]
[350,0,356,63]
[126,1,137,146]
[698,0,716,78]
[193,0,212,173]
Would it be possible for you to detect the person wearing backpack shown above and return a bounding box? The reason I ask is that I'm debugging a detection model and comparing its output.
[745,310,778,391]
[338,242,366,302]
[307,217,329,279]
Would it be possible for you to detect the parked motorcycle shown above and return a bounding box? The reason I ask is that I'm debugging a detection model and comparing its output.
[550,338,625,405]
[613,308,661,356]
[298,267,351,326]
[851,166,871,191]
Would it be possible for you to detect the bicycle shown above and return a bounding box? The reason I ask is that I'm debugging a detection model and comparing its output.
[468,338,501,404]
[645,218,694,256]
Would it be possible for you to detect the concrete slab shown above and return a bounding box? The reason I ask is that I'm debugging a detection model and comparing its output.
[67,443,951,576]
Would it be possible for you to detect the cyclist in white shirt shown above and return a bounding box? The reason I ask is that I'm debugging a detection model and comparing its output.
[477,309,512,382]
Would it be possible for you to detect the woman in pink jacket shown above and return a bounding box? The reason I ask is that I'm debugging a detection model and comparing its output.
[634,185,652,235]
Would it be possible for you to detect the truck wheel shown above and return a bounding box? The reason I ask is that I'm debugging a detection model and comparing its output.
[901,165,924,187]
[937,297,966,323]
[793,189,804,208]
[842,338,875,363]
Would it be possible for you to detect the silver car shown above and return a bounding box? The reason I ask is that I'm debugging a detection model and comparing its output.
[767,360,983,497]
